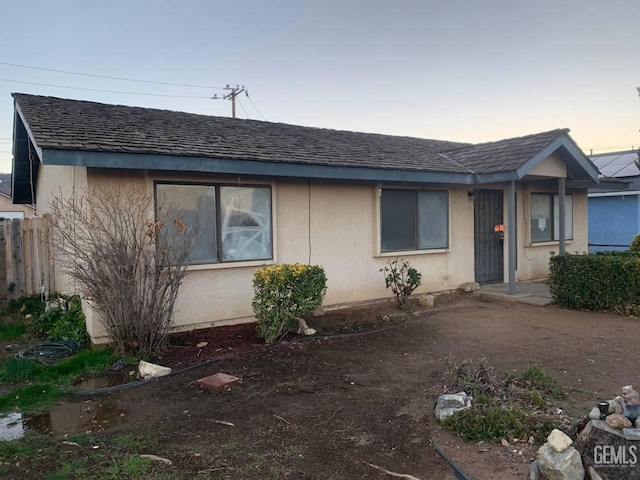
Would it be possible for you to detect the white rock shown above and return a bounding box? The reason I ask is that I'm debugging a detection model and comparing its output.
[296,318,315,335]
[138,360,172,379]
[458,282,480,293]
[547,429,573,453]
[537,444,585,480]
[418,294,435,308]
[435,392,472,420]
[588,407,600,420]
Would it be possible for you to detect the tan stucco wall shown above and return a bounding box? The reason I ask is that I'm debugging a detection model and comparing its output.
[35,165,88,293]
[35,157,589,343]
[0,194,34,217]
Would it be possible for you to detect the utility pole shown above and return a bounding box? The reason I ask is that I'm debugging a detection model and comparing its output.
[212,84,247,118]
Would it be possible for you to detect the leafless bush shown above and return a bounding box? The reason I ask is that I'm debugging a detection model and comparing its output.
[48,183,193,358]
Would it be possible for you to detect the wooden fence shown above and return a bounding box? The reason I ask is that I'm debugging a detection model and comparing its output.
[0,217,56,307]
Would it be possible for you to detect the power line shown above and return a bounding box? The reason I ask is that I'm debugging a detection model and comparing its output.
[0,78,213,98]
[0,61,225,90]
[237,98,250,119]
[246,93,267,121]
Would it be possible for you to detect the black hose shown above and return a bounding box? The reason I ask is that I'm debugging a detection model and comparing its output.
[72,322,408,396]
[14,341,79,365]
[432,441,473,480]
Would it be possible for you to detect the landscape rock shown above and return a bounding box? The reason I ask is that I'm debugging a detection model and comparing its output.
[435,391,471,420]
[589,407,602,420]
[623,428,640,441]
[585,465,604,480]
[138,360,172,379]
[606,413,632,430]
[418,294,435,308]
[529,459,541,480]
[296,318,316,336]
[537,443,585,480]
[196,342,208,348]
[547,429,573,453]
[575,420,640,479]
[458,282,480,293]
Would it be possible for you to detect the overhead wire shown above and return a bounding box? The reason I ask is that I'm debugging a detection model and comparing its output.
[246,93,267,120]
[0,61,226,90]
[0,78,213,98]
[237,98,250,119]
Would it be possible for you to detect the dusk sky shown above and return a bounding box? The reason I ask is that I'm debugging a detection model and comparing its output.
[0,0,638,174]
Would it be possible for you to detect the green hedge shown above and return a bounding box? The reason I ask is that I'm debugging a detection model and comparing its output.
[548,252,640,311]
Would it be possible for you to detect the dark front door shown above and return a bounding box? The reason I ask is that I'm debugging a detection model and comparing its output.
[474,190,504,284]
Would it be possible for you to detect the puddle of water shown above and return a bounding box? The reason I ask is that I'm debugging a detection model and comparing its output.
[73,371,129,391]
[0,400,126,441]
[0,412,24,441]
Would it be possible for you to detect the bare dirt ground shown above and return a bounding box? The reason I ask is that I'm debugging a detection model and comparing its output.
[4,293,640,479]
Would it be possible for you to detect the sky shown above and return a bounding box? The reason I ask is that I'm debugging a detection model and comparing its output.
[0,0,638,173]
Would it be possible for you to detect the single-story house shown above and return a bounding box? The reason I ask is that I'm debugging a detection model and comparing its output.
[0,190,34,219]
[11,93,603,343]
[588,150,639,252]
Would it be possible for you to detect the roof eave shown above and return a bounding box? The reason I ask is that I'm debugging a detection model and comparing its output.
[42,148,523,185]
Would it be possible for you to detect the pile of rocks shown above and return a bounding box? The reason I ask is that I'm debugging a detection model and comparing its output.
[531,429,584,480]
[529,385,640,480]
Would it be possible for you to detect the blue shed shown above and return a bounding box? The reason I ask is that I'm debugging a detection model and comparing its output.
[589,151,639,252]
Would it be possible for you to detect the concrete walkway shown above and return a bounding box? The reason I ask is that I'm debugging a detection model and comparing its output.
[477,282,552,306]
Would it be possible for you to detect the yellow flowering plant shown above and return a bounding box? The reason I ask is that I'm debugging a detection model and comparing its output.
[252,263,327,343]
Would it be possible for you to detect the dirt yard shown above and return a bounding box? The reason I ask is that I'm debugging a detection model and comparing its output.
[4,294,640,479]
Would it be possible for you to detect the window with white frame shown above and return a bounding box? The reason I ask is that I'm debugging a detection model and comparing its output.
[380,189,448,252]
[156,183,272,264]
[530,193,573,242]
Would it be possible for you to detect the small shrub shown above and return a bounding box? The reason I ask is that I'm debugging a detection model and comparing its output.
[34,295,89,347]
[445,355,497,397]
[631,235,640,252]
[7,295,45,316]
[505,365,565,400]
[443,405,557,443]
[548,252,640,312]
[252,263,327,343]
[380,258,422,309]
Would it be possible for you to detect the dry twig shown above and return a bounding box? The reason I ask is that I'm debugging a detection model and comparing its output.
[364,462,422,480]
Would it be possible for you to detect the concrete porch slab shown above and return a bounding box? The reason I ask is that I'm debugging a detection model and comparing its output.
[476,282,552,306]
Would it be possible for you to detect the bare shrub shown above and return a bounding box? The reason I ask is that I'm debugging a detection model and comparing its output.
[48,183,192,358]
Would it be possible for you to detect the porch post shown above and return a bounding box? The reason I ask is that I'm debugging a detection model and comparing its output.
[558,177,566,255]
[508,180,516,295]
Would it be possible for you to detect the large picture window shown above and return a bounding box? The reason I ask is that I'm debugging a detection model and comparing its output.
[530,193,573,243]
[381,189,448,252]
[156,183,272,264]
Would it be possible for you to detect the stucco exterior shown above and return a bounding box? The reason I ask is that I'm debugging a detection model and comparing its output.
[0,192,34,219]
[32,151,586,343]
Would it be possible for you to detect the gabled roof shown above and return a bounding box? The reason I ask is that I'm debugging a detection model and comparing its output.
[11,94,600,203]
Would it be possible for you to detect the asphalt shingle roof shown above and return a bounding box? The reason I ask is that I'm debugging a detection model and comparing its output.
[13,93,570,175]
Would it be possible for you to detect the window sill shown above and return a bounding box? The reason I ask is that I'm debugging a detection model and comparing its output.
[375,248,449,258]
[186,259,276,271]
[526,240,574,248]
